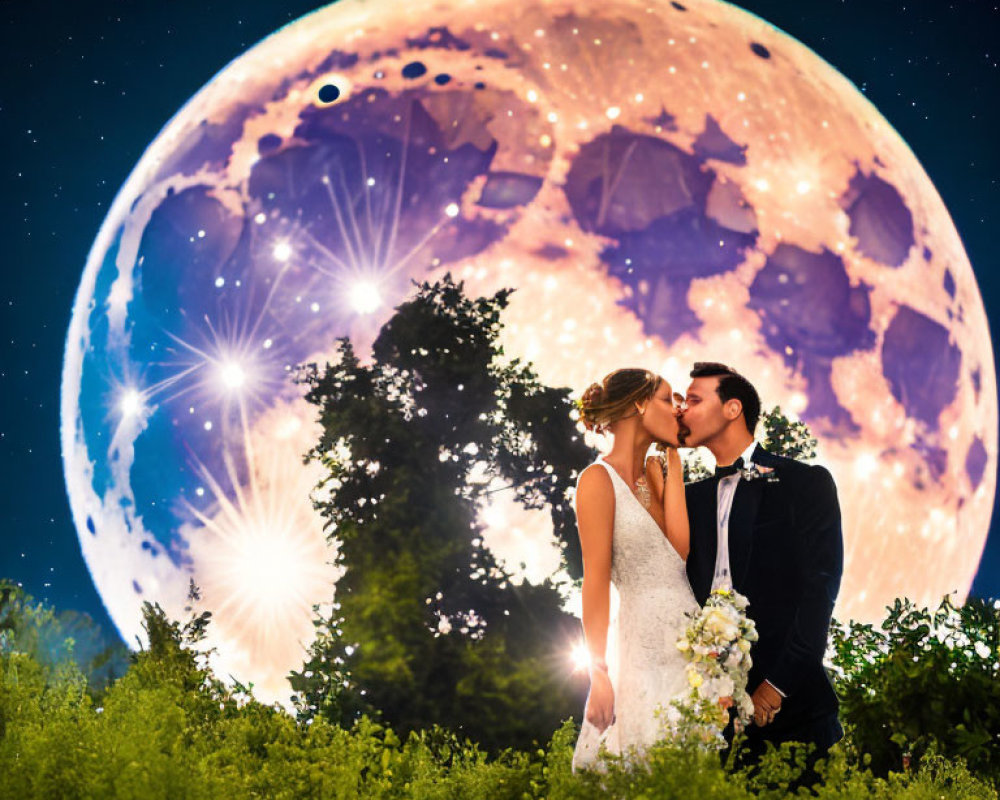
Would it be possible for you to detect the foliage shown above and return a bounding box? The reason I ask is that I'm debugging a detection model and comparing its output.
[291,275,592,750]
[0,579,129,694]
[2,584,998,798]
[682,447,714,483]
[760,405,818,462]
[831,596,1000,784]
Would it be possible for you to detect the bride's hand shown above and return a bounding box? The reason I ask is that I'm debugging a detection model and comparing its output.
[650,447,682,476]
[584,667,615,732]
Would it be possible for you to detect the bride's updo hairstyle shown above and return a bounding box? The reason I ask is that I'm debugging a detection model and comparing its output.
[578,369,662,435]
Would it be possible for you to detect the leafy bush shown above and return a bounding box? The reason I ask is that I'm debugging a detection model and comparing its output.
[2,587,997,798]
[832,596,1000,784]
[0,580,129,693]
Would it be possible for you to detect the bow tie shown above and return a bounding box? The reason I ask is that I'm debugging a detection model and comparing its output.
[714,458,744,478]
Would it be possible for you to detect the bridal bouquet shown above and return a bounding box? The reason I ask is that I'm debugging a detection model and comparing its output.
[670,587,758,747]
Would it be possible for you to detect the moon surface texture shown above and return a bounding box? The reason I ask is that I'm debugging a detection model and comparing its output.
[62,0,996,705]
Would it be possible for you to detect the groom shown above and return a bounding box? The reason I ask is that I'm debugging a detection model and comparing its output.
[679,362,844,772]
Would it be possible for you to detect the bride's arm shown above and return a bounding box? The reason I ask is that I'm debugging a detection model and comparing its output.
[661,448,690,559]
[576,465,615,730]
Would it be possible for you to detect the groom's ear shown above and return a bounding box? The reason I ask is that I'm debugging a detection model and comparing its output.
[724,398,743,422]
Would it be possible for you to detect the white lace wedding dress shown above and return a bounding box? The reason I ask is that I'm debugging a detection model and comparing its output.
[572,457,700,770]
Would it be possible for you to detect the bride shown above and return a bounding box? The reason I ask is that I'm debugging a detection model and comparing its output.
[572,368,698,769]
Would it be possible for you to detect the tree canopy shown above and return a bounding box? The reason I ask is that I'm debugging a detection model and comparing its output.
[290,276,592,750]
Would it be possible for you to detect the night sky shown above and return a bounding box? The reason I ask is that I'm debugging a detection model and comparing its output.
[2,0,998,645]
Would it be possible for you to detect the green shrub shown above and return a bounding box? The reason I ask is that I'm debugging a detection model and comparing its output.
[3,586,999,797]
[832,596,1000,784]
[0,580,128,694]
[2,591,996,798]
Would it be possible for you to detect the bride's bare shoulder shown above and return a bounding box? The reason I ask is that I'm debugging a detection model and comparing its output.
[578,460,610,481]
[575,463,614,525]
[576,462,614,496]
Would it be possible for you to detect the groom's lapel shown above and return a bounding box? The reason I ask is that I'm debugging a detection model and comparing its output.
[750,444,782,469]
[690,480,718,601]
[729,475,764,589]
[699,482,718,596]
[729,444,781,587]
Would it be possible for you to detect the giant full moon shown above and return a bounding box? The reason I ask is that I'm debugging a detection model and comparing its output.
[62,0,996,705]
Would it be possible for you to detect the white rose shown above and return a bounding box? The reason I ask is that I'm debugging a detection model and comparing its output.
[720,623,740,642]
[704,609,738,640]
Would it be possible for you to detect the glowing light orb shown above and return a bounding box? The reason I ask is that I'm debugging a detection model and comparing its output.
[62,0,996,706]
[571,642,591,673]
[272,241,293,262]
[349,280,383,315]
[219,361,246,391]
[119,389,142,417]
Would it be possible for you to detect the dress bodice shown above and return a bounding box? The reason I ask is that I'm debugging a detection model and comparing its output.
[598,458,687,595]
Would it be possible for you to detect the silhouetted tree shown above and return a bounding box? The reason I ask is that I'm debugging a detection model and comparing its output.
[290,276,592,750]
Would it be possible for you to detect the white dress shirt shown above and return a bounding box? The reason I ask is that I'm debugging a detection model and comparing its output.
[711,439,760,592]
[712,439,787,699]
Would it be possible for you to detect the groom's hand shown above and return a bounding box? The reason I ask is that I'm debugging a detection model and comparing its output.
[750,681,782,727]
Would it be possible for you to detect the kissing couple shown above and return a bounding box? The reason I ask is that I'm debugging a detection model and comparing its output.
[571,363,844,780]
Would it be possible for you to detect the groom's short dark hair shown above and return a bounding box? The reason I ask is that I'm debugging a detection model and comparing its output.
[690,362,761,434]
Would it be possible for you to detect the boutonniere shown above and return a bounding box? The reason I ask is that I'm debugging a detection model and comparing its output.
[739,462,779,483]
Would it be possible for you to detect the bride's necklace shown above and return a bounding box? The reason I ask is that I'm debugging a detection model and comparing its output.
[607,457,657,509]
[633,470,651,509]
[631,453,669,509]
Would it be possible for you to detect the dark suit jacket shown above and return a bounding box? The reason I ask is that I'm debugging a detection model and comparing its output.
[685,445,844,750]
